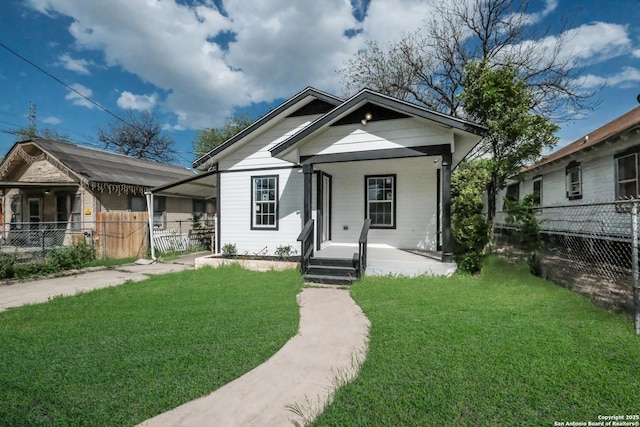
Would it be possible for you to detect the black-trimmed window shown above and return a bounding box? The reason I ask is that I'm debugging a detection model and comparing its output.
[532,176,542,206]
[252,176,278,230]
[365,175,396,228]
[503,182,520,209]
[566,161,582,200]
[616,152,639,199]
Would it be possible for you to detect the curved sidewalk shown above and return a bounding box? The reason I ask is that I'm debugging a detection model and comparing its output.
[138,287,371,427]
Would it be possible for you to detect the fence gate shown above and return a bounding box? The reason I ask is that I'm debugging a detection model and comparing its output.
[95,212,148,259]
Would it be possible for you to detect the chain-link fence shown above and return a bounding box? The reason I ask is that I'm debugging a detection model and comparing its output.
[0,222,93,262]
[0,219,215,264]
[493,200,640,333]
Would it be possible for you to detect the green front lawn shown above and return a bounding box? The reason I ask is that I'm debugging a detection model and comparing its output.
[3,257,638,426]
[0,265,302,427]
[312,257,640,426]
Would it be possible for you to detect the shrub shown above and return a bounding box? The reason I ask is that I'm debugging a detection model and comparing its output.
[0,252,16,279]
[452,161,490,273]
[275,245,297,260]
[222,243,237,255]
[505,194,542,275]
[46,242,95,271]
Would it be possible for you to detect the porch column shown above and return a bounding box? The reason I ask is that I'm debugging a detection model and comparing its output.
[441,151,453,263]
[303,163,313,225]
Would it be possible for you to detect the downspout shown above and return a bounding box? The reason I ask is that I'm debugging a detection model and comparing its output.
[145,191,156,261]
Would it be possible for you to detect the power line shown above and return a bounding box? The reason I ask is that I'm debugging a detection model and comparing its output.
[0,41,131,127]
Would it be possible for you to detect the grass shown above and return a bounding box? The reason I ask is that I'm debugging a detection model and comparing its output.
[0,265,302,427]
[312,256,640,426]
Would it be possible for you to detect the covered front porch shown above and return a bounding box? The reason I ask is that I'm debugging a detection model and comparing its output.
[315,243,456,276]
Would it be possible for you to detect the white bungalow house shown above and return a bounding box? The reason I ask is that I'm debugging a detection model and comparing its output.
[502,106,640,206]
[153,87,485,282]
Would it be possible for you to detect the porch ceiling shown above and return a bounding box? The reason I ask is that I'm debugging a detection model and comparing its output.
[151,170,217,199]
[0,182,79,189]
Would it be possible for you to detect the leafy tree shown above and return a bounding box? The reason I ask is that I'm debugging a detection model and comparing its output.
[97,110,176,163]
[341,0,593,121]
[459,60,558,221]
[193,113,254,160]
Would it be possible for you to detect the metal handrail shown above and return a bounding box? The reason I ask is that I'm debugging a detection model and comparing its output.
[297,219,314,273]
[357,219,371,278]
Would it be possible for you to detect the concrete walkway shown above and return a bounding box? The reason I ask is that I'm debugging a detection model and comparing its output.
[0,253,371,426]
[138,287,370,427]
[0,253,201,312]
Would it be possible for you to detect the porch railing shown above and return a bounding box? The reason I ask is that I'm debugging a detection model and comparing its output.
[297,219,314,273]
[358,219,371,278]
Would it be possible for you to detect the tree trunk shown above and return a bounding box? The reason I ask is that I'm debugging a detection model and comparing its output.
[486,180,497,223]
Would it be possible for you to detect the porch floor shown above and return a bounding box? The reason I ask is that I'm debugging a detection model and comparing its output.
[315,244,456,277]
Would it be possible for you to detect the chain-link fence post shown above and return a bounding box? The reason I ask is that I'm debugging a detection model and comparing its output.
[632,202,640,335]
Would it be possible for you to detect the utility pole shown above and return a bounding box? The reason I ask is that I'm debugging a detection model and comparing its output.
[28,101,37,138]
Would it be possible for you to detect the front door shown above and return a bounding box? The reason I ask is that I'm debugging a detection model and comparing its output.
[316,172,332,250]
[28,197,42,226]
[322,174,331,242]
[28,197,42,245]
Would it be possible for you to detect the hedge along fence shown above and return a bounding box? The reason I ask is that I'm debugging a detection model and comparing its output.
[493,199,640,334]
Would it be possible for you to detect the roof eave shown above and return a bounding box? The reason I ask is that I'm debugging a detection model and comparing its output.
[192,87,343,170]
[270,89,486,158]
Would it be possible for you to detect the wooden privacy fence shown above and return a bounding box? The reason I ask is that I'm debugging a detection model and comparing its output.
[95,212,148,259]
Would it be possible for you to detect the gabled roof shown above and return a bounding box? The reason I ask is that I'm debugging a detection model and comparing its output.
[521,106,640,173]
[0,138,195,189]
[192,87,343,170]
[270,88,487,157]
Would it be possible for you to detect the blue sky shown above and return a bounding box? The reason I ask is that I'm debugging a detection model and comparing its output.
[1,0,639,168]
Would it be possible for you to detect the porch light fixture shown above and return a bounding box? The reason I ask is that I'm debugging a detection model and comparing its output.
[361,112,373,126]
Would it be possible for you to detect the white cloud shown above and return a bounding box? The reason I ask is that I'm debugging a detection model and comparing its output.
[560,22,631,65]
[576,67,640,89]
[25,0,636,132]
[42,116,61,125]
[117,91,157,111]
[523,0,558,25]
[58,53,92,75]
[23,0,436,129]
[65,83,96,109]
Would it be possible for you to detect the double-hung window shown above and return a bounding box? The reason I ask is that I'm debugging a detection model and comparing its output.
[252,176,278,230]
[365,175,396,228]
[616,152,638,199]
[566,161,582,200]
[532,176,543,206]
[70,195,82,231]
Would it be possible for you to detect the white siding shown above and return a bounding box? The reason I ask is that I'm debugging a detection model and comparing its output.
[220,116,321,170]
[519,139,640,205]
[300,118,451,157]
[219,168,303,255]
[319,157,440,250]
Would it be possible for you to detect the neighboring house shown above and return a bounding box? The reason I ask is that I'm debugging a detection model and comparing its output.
[154,87,485,272]
[0,138,207,245]
[502,106,640,207]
